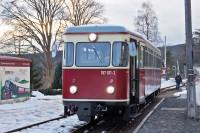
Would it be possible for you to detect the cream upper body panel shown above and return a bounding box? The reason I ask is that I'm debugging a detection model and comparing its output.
[62,24,162,69]
[63,34,129,44]
[63,24,161,56]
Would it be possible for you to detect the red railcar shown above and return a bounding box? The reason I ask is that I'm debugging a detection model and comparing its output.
[62,25,161,122]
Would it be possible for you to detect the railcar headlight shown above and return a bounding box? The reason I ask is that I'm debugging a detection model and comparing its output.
[69,85,78,94]
[106,86,115,94]
[89,33,97,42]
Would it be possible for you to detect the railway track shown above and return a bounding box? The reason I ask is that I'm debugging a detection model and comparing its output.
[72,84,187,133]
[72,98,163,133]
[4,115,65,133]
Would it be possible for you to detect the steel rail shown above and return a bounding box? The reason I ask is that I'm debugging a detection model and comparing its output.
[4,116,65,133]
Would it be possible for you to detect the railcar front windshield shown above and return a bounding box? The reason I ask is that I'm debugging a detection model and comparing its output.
[76,42,111,67]
[112,42,129,67]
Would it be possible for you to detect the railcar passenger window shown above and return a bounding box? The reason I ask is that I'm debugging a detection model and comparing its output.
[113,42,129,67]
[63,42,74,67]
[145,50,148,67]
[139,46,144,68]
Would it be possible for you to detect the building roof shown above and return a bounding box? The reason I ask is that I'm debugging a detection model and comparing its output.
[0,56,31,63]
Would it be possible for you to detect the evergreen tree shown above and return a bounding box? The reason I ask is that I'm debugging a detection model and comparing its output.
[52,62,62,89]
[166,51,175,76]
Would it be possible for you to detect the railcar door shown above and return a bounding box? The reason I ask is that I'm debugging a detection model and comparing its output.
[129,40,138,104]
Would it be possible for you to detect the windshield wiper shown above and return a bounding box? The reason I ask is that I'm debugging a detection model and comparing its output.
[92,46,104,65]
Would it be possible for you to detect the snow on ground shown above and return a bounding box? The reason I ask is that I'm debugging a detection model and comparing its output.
[0,91,85,133]
[161,78,187,89]
[173,89,187,99]
[32,91,45,97]
[161,78,176,89]
[162,77,188,99]
[172,67,200,105]
[195,67,200,105]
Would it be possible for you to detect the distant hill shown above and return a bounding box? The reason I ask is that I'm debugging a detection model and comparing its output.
[159,43,200,66]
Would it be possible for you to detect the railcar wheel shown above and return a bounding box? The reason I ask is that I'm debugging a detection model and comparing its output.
[90,116,95,122]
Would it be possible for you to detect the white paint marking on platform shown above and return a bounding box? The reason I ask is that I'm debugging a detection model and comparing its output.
[160,108,186,111]
[133,98,165,133]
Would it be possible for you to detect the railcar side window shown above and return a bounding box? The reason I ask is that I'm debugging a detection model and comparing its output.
[145,49,147,67]
[76,42,110,67]
[113,42,129,67]
[63,42,74,67]
[138,46,144,68]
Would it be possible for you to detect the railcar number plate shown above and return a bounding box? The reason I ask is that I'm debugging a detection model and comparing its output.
[101,70,116,76]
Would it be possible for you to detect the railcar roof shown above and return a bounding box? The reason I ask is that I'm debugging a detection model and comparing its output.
[0,56,31,63]
[64,24,142,36]
[64,24,161,54]
[65,24,126,33]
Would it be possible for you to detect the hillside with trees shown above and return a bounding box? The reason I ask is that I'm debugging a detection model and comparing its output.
[159,43,200,77]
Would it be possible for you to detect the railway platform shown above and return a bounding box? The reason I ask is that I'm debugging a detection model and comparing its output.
[138,89,200,133]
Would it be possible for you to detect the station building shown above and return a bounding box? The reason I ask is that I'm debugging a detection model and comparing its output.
[0,56,31,104]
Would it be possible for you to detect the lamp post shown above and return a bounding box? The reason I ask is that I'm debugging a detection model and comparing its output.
[184,0,197,119]
[164,36,167,69]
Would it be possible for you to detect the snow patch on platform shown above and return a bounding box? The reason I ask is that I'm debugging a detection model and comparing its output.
[195,67,200,106]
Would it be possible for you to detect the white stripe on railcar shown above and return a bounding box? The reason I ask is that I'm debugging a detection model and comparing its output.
[63,99,129,102]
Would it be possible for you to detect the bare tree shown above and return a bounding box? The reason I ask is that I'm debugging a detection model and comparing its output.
[0,0,106,89]
[65,0,106,26]
[0,27,35,54]
[0,30,15,54]
[193,29,200,45]
[0,0,66,89]
[135,1,162,45]
[193,29,200,65]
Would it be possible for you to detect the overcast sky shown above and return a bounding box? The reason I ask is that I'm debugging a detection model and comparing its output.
[0,0,200,46]
[99,0,200,45]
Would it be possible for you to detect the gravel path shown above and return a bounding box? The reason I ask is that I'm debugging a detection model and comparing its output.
[139,97,200,133]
